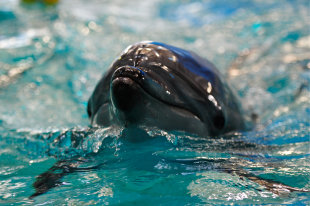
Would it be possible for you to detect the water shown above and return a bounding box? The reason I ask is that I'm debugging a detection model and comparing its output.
[0,0,309,205]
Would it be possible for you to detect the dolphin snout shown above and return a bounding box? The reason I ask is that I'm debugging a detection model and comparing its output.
[111,66,145,113]
[112,66,144,82]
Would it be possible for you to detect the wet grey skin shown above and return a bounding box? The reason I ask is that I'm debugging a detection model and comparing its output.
[87,41,247,137]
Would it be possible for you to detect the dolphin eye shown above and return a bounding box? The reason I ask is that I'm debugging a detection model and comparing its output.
[213,113,225,130]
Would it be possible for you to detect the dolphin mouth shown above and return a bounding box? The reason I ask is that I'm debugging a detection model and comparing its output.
[111,66,202,122]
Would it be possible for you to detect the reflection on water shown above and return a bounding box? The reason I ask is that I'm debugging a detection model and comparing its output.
[0,0,309,205]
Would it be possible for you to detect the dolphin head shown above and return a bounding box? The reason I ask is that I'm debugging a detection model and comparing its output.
[87,42,246,136]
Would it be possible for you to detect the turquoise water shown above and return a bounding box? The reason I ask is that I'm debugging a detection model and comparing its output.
[0,0,309,205]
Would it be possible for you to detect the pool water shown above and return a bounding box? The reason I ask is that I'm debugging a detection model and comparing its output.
[0,0,309,205]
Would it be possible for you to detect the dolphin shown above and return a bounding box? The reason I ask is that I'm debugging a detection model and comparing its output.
[87,41,246,136]
[30,42,309,198]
